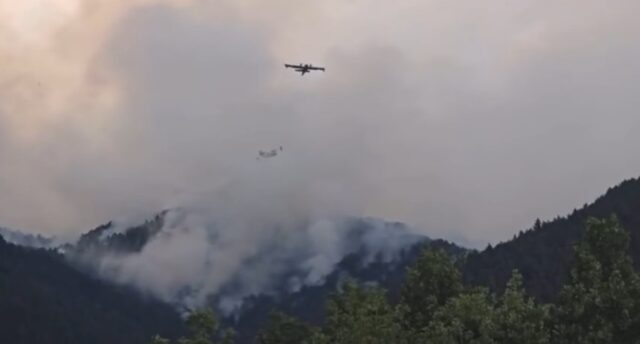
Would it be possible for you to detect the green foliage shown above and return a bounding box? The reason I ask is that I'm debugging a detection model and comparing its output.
[399,247,463,335]
[494,271,550,344]
[256,311,314,344]
[268,216,639,344]
[185,309,218,342]
[151,309,234,344]
[553,216,640,344]
[422,288,497,344]
[317,280,403,344]
[150,215,640,344]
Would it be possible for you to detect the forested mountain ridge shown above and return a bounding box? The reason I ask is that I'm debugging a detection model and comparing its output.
[62,215,465,343]
[1,218,456,344]
[463,176,640,301]
[0,235,185,344]
[163,216,640,344]
[74,210,168,255]
[2,177,640,343]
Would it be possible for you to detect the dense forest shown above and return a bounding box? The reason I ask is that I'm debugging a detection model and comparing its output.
[154,216,640,343]
[0,235,185,344]
[463,177,640,301]
[2,177,640,343]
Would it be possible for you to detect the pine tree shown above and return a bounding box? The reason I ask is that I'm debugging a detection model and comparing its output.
[534,218,542,231]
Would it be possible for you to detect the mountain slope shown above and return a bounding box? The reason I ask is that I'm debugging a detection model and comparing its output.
[230,238,465,343]
[0,235,185,344]
[62,215,468,343]
[5,176,639,343]
[462,177,640,301]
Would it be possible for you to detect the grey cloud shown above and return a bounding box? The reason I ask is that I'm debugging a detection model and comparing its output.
[0,1,639,249]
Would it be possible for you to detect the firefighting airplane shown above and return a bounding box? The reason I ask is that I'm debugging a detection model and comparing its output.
[284,63,326,75]
[257,146,283,160]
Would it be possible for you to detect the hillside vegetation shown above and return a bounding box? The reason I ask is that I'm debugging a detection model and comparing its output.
[156,216,640,343]
[0,236,185,344]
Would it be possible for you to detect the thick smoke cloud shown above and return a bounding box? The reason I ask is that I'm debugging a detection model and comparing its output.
[1,0,640,248]
[94,208,422,314]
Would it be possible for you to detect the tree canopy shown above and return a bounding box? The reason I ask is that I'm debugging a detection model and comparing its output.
[174,215,639,344]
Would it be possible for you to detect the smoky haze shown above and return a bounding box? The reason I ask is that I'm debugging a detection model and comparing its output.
[1,0,640,247]
[91,207,423,314]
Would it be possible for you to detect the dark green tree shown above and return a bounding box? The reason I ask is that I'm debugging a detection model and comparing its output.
[553,216,640,344]
[494,270,550,344]
[534,218,542,231]
[423,288,497,344]
[315,280,402,344]
[256,311,313,344]
[399,247,463,336]
[184,309,218,344]
[152,309,234,344]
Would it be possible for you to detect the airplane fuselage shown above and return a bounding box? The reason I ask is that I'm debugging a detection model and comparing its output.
[285,63,325,75]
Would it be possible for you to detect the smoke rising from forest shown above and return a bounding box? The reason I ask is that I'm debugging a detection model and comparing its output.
[1,0,640,249]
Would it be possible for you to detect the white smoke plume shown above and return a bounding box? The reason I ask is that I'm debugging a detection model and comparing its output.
[89,177,423,314]
[2,0,640,248]
[4,0,639,316]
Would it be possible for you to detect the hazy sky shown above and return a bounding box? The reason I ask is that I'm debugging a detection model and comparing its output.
[1,0,639,247]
